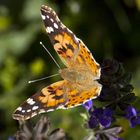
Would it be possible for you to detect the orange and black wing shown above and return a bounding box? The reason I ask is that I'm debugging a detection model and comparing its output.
[13,80,101,120]
[12,5,102,121]
[13,80,67,120]
[41,5,100,77]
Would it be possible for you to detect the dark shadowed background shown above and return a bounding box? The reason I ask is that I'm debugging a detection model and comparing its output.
[0,0,140,139]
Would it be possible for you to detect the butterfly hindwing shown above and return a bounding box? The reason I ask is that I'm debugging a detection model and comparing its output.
[13,79,101,120]
[13,80,67,120]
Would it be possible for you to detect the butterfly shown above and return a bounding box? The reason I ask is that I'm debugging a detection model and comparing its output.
[12,5,102,120]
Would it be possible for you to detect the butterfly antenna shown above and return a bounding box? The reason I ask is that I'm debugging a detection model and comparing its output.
[28,73,59,84]
[40,41,61,69]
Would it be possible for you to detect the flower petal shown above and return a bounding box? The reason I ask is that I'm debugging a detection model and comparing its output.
[83,100,93,111]
[130,116,140,128]
[99,116,112,128]
[88,115,99,128]
[125,106,137,119]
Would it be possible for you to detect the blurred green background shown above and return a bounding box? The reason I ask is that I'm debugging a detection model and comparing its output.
[0,0,140,139]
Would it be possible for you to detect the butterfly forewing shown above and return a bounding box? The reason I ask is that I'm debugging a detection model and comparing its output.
[41,5,79,67]
[13,5,102,120]
[41,5,100,77]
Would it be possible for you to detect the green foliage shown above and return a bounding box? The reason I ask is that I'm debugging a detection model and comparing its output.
[0,0,140,139]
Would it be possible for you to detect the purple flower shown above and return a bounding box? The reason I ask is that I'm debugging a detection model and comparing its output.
[88,115,99,128]
[83,100,93,111]
[125,106,140,127]
[88,107,113,128]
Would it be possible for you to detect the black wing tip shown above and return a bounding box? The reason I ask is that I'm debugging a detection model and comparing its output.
[41,5,53,13]
[12,113,27,121]
[12,109,33,121]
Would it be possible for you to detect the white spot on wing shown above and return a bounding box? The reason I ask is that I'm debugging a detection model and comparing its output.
[27,109,31,112]
[47,109,54,112]
[54,23,58,29]
[51,18,54,22]
[57,105,65,109]
[46,26,54,33]
[32,106,39,110]
[17,107,22,111]
[47,15,49,19]
[40,109,45,113]
[41,14,46,20]
[27,98,35,105]
[22,110,25,113]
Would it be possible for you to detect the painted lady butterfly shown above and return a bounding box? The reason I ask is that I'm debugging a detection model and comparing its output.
[12,5,102,120]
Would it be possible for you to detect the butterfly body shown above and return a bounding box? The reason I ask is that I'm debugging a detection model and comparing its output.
[60,66,99,89]
[12,5,102,120]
